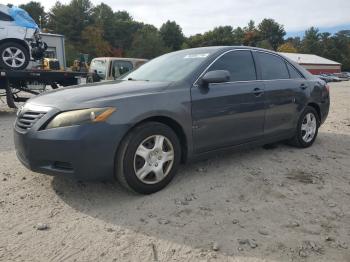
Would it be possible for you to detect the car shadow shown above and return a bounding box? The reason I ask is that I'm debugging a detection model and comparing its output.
[51,131,350,258]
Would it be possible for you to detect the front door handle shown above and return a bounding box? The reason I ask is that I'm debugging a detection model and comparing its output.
[253,87,264,97]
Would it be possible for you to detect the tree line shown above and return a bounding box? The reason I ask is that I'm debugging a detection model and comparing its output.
[18,0,350,70]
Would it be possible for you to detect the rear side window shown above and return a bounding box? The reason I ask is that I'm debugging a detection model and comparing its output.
[257,52,289,80]
[0,11,13,21]
[208,50,257,81]
[287,63,303,79]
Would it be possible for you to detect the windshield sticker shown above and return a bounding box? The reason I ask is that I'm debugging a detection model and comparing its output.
[184,53,209,59]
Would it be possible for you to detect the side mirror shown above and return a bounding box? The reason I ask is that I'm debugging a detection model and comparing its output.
[201,70,230,85]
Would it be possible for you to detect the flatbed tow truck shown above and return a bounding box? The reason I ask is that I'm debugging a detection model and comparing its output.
[0,69,87,108]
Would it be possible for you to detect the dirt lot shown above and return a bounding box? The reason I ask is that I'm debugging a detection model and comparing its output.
[0,81,350,262]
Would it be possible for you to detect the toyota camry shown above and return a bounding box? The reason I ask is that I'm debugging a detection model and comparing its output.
[14,46,330,194]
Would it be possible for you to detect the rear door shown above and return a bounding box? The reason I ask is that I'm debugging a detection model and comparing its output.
[191,50,266,153]
[0,11,12,39]
[254,51,308,137]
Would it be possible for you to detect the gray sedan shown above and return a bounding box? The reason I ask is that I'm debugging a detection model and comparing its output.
[14,46,330,194]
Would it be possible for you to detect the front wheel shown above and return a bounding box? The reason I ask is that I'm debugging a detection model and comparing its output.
[116,122,181,194]
[288,106,320,148]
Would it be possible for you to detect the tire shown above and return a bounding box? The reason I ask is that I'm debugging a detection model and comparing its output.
[288,106,320,148]
[0,42,30,70]
[116,122,181,194]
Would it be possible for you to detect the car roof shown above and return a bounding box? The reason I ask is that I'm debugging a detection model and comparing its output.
[0,4,11,15]
[186,45,278,52]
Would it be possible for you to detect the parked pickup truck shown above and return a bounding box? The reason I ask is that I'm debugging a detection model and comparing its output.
[89,57,147,82]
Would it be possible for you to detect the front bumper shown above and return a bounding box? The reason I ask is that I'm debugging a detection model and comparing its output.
[14,114,129,181]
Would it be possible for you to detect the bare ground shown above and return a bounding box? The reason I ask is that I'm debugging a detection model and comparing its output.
[0,82,350,262]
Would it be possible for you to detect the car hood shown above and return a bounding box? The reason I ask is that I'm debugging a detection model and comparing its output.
[27,80,171,110]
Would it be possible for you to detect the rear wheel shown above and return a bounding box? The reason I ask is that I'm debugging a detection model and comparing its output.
[116,122,181,194]
[288,106,319,148]
[0,42,29,70]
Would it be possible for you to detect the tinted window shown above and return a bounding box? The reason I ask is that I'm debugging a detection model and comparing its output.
[287,63,303,79]
[257,52,289,80]
[208,50,256,81]
[0,11,13,21]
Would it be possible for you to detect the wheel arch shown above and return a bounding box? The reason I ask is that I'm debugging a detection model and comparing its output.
[119,115,188,163]
[307,102,321,122]
[0,38,30,51]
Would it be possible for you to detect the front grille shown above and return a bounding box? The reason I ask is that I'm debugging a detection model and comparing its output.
[16,111,45,131]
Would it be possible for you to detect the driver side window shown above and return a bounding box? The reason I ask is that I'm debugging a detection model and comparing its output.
[208,50,257,82]
[112,61,133,78]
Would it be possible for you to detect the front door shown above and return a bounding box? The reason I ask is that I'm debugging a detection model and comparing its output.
[191,50,266,153]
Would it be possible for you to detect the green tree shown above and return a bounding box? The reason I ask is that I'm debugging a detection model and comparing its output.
[92,3,114,43]
[285,37,302,51]
[127,25,169,59]
[257,39,273,50]
[301,27,321,55]
[232,27,244,45]
[245,20,256,31]
[243,20,260,46]
[186,33,205,48]
[114,11,133,21]
[19,1,47,28]
[160,20,185,51]
[48,0,93,42]
[186,26,236,47]
[81,25,112,57]
[202,26,235,46]
[277,42,297,53]
[258,18,286,50]
[112,20,144,54]
[331,30,350,70]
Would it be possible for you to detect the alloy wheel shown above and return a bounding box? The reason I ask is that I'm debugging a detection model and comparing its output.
[2,47,26,68]
[301,112,317,143]
[133,135,174,184]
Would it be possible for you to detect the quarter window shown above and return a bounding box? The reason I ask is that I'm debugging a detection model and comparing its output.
[257,52,289,80]
[0,11,13,21]
[287,63,303,79]
[208,50,257,81]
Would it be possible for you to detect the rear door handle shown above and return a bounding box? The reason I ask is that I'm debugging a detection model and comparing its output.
[300,83,307,90]
[253,87,264,97]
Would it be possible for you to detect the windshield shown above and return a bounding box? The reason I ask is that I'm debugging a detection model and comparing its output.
[90,59,107,79]
[122,49,215,82]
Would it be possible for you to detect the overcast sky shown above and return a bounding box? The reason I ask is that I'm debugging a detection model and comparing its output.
[10,0,350,36]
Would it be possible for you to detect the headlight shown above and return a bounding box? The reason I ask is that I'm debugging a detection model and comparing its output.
[45,107,116,129]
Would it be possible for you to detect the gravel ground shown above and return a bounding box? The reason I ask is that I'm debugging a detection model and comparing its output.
[0,81,350,262]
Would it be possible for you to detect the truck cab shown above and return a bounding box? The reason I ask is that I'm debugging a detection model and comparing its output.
[89,57,148,81]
